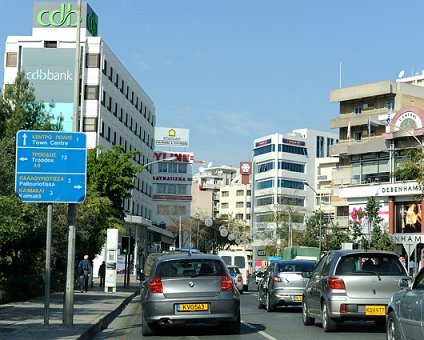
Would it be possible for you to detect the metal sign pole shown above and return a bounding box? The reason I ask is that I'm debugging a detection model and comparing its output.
[44,204,53,325]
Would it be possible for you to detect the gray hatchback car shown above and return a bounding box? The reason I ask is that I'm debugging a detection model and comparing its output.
[257,260,317,312]
[302,250,410,332]
[138,253,241,336]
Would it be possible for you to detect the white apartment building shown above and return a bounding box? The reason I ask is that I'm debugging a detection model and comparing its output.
[2,2,173,266]
[251,129,338,242]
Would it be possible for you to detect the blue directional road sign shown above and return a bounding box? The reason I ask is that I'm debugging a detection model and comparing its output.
[15,130,87,203]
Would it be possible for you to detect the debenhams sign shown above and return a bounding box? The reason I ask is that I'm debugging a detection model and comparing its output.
[378,183,424,196]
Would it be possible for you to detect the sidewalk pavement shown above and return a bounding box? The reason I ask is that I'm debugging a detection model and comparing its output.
[0,275,139,340]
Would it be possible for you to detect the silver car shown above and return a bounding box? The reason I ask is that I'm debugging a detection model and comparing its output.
[257,260,316,312]
[387,266,424,340]
[302,250,410,332]
[227,265,244,293]
[138,253,241,336]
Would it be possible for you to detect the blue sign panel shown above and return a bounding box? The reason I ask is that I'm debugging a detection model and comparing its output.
[15,130,87,203]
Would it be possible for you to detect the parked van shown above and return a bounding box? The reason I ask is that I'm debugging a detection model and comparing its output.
[218,249,249,291]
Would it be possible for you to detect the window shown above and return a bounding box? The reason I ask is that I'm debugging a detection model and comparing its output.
[246,202,251,208]
[257,196,273,206]
[44,41,57,48]
[354,106,362,115]
[235,213,244,220]
[257,180,273,190]
[236,202,244,208]
[279,161,305,173]
[386,99,395,111]
[236,190,244,196]
[5,52,17,67]
[316,136,324,158]
[279,144,308,155]
[258,161,274,173]
[222,191,229,197]
[86,53,100,68]
[278,179,304,189]
[84,85,99,100]
[221,203,229,209]
[254,144,275,156]
[83,117,97,132]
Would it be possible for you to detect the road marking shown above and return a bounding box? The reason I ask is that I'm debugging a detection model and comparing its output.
[242,321,277,340]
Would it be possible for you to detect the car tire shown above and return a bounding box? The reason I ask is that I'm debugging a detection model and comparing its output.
[321,301,336,332]
[266,291,276,312]
[386,311,401,340]
[257,291,265,309]
[227,311,241,334]
[142,311,155,336]
[302,299,314,326]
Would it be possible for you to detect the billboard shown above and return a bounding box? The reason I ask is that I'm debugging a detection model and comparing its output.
[33,2,98,36]
[395,201,422,233]
[22,48,75,132]
[155,127,189,147]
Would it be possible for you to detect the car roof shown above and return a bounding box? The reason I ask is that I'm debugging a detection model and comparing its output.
[275,260,317,264]
[155,253,223,263]
[328,249,398,257]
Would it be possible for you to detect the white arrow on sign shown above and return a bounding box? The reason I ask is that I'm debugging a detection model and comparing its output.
[74,185,82,190]
[22,133,27,146]
[19,157,28,161]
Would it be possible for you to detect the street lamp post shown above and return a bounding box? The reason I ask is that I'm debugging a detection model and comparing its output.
[304,181,322,255]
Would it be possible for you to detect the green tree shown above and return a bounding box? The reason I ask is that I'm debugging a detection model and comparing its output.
[366,197,394,251]
[299,211,322,248]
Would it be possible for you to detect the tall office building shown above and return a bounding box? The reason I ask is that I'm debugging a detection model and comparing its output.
[251,129,338,243]
[2,2,174,267]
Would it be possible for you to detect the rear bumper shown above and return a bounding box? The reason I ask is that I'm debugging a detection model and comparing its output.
[327,297,389,320]
[270,288,304,306]
[142,298,240,324]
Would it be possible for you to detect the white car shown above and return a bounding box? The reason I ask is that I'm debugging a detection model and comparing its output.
[227,266,244,293]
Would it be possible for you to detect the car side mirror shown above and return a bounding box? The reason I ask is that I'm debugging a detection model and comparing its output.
[399,278,410,289]
[302,272,312,279]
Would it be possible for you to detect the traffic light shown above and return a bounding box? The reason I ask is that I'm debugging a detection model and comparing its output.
[130,236,135,255]
[122,236,130,254]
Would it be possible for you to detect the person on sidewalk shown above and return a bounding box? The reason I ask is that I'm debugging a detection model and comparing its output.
[78,255,92,292]
[98,261,106,288]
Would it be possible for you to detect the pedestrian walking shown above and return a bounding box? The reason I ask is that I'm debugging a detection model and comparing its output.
[78,255,92,292]
[99,261,106,288]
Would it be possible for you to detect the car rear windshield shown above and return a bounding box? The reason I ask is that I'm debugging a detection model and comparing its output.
[156,259,227,278]
[335,254,406,276]
[277,262,316,272]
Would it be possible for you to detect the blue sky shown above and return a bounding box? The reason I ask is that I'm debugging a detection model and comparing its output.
[2,0,424,167]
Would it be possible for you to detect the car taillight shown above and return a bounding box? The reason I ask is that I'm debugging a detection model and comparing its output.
[272,276,280,282]
[149,277,163,293]
[340,304,347,314]
[237,276,242,282]
[327,276,345,289]
[221,276,233,291]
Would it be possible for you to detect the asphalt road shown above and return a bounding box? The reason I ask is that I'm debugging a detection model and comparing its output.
[94,280,387,339]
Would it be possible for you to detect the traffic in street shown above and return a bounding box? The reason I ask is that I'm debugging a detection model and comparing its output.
[95,279,387,339]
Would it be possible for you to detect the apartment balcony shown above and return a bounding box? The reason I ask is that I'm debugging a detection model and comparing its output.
[330,109,387,129]
[329,135,389,156]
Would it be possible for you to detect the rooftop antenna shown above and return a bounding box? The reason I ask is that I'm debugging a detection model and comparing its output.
[339,61,342,88]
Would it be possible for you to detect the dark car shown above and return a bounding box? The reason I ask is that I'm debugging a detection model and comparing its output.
[302,250,411,332]
[257,260,317,312]
[138,253,240,336]
[386,266,424,340]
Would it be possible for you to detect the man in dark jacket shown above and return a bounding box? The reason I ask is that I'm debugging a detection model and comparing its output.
[98,261,106,288]
[78,255,92,292]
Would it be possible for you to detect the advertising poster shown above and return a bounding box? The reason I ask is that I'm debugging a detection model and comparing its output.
[395,201,422,233]
[22,48,75,131]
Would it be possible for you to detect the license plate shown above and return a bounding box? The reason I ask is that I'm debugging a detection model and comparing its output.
[176,303,209,312]
[291,295,302,301]
[365,305,385,316]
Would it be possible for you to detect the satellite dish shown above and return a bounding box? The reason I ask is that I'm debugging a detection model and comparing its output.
[207,162,213,168]
[398,70,405,78]
[198,166,205,173]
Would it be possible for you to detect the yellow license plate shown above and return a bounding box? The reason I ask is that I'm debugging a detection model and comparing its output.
[294,296,303,301]
[365,305,385,316]
[177,303,209,312]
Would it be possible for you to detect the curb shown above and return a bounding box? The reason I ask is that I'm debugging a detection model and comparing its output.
[78,290,139,340]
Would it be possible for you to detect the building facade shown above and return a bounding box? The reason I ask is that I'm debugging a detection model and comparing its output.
[3,2,173,270]
[329,75,424,270]
[251,129,338,243]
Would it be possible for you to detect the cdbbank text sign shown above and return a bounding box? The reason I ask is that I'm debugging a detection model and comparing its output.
[33,2,98,36]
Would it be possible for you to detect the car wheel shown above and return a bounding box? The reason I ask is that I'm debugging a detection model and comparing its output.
[257,290,265,309]
[266,291,276,312]
[321,301,336,332]
[386,311,401,340]
[227,310,241,334]
[142,311,155,336]
[302,299,314,326]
